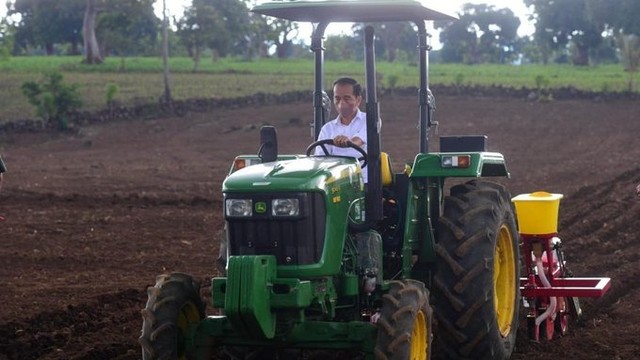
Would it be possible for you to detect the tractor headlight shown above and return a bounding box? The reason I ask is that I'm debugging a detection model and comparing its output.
[226,199,253,217]
[272,198,300,216]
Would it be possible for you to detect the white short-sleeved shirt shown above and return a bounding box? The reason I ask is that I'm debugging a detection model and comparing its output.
[316,109,368,182]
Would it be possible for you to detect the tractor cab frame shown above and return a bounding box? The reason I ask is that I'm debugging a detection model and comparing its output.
[251,0,509,230]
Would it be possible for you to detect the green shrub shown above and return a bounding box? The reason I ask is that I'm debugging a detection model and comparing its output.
[105,83,120,107]
[21,72,82,130]
[387,74,400,89]
[454,73,465,87]
[534,74,549,90]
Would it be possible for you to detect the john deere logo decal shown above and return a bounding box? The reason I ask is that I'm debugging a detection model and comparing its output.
[255,202,267,214]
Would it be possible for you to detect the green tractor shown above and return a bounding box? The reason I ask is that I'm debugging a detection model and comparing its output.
[140,1,520,359]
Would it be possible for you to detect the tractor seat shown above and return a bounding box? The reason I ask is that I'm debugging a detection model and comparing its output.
[381,152,393,187]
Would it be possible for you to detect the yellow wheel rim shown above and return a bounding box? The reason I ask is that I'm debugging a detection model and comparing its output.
[410,309,428,360]
[494,224,516,337]
[176,301,201,360]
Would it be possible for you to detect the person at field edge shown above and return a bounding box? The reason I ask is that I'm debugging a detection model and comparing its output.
[0,155,6,221]
[315,77,368,183]
[0,155,6,193]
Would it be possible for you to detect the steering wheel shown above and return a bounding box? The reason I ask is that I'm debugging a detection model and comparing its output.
[305,139,368,168]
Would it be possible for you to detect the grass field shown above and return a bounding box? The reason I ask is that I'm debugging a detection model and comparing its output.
[0,56,637,122]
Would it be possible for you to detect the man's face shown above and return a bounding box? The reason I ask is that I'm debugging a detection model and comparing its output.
[333,83,362,120]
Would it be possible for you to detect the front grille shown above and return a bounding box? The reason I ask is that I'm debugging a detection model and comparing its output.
[226,192,326,265]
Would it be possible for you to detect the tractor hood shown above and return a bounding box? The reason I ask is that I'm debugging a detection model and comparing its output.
[223,156,362,193]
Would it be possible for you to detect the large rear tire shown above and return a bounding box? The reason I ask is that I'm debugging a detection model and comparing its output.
[140,273,206,360]
[432,180,520,359]
[374,280,432,360]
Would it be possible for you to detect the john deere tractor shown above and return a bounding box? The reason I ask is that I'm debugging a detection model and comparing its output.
[140,1,520,359]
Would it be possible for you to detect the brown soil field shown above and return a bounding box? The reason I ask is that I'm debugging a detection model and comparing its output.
[0,95,639,360]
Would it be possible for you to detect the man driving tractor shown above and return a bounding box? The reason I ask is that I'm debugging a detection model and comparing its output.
[315,77,368,182]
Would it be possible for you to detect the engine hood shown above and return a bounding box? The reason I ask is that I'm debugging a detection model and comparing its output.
[223,156,362,192]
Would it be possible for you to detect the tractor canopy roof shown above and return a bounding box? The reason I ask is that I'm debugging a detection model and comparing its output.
[251,0,457,23]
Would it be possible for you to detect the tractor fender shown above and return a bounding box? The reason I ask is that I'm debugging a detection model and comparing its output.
[409,152,510,178]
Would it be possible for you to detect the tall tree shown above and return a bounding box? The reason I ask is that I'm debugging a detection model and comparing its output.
[177,0,250,67]
[212,0,251,57]
[525,0,602,65]
[352,22,417,62]
[9,0,160,60]
[437,4,520,64]
[243,0,299,59]
[95,0,158,57]
[324,34,359,61]
[176,2,223,70]
[245,10,272,59]
[616,33,640,91]
[586,0,640,35]
[83,0,102,63]
[161,0,172,103]
[265,18,298,59]
[586,0,640,82]
[10,0,85,55]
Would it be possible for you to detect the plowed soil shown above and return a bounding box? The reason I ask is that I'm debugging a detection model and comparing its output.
[1,95,639,360]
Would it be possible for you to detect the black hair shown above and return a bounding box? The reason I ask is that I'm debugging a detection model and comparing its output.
[333,77,362,97]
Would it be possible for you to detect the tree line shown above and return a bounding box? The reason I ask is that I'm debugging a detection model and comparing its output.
[0,0,301,67]
[0,0,639,70]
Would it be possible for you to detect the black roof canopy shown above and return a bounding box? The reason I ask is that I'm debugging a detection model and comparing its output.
[251,0,457,23]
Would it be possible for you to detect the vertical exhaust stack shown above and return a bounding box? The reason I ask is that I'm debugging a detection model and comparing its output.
[312,22,329,140]
[259,126,278,163]
[417,21,433,154]
[364,26,383,223]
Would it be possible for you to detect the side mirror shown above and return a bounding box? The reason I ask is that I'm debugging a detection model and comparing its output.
[258,126,278,163]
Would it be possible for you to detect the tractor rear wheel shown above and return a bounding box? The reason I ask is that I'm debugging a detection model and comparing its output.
[433,180,520,359]
[140,273,206,360]
[374,279,432,360]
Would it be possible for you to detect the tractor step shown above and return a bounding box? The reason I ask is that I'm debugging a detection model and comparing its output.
[520,277,611,298]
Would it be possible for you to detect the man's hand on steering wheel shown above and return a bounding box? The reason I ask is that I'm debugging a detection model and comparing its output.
[333,135,350,147]
[305,138,368,168]
[333,135,364,148]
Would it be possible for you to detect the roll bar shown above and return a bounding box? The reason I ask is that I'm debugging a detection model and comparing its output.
[310,20,435,224]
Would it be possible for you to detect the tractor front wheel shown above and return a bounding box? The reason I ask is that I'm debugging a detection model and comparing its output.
[374,279,432,360]
[140,272,206,360]
[433,180,520,359]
